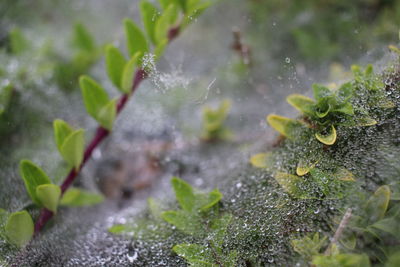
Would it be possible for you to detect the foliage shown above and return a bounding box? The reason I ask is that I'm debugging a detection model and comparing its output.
[268,67,383,146]
[291,185,400,266]
[0,0,214,252]
[201,99,233,142]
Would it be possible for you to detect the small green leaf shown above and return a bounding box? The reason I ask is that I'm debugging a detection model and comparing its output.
[140,1,160,44]
[370,217,400,239]
[147,197,162,218]
[60,188,104,207]
[274,172,304,198]
[202,100,231,132]
[337,82,353,101]
[173,243,214,265]
[250,153,272,168]
[53,119,73,151]
[0,83,14,115]
[5,210,34,247]
[386,251,400,267]
[183,0,212,28]
[365,185,391,223]
[72,23,95,52]
[36,184,61,213]
[105,45,127,90]
[296,159,317,176]
[9,27,28,54]
[355,116,377,126]
[333,168,355,181]
[79,75,110,120]
[124,18,148,57]
[97,99,117,131]
[121,53,140,94]
[154,38,168,60]
[291,232,327,260]
[267,114,302,140]
[313,253,370,267]
[155,4,178,44]
[171,177,196,212]
[161,210,202,235]
[315,125,337,145]
[108,224,134,234]
[19,160,51,205]
[199,189,222,211]
[60,129,85,169]
[312,84,331,101]
[286,94,314,115]
[211,213,232,247]
[333,102,354,115]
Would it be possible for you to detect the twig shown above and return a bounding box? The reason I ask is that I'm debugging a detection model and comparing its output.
[33,26,180,235]
[324,208,352,255]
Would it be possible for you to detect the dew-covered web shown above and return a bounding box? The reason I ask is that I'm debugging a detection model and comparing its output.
[1,0,400,266]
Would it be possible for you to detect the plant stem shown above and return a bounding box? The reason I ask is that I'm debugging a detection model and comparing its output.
[324,208,352,255]
[33,26,180,235]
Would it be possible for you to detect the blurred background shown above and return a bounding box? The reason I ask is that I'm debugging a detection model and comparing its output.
[0,0,399,264]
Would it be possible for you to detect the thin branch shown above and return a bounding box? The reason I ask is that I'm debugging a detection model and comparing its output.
[34,27,180,235]
[324,208,352,255]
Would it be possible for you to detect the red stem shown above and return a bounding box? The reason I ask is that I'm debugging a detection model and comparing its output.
[34,26,179,234]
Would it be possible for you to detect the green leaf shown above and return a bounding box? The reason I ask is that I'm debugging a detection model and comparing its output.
[202,100,231,132]
[365,185,391,223]
[267,114,302,140]
[53,119,73,151]
[79,75,110,120]
[312,253,370,267]
[124,18,148,57]
[19,160,51,205]
[286,94,314,115]
[147,197,162,218]
[140,1,160,44]
[155,4,178,44]
[0,83,14,115]
[333,102,354,115]
[97,99,117,131]
[105,45,127,90]
[60,129,85,169]
[60,188,104,207]
[274,172,304,198]
[121,53,140,93]
[161,210,202,235]
[108,224,134,234]
[154,38,168,60]
[250,153,272,168]
[337,82,353,101]
[211,213,232,247]
[313,84,331,101]
[370,217,400,239]
[334,168,355,181]
[355,116,377,126]
[315,125,337,145]
[199,189,222,211]
[291,232,327,260]
[173,243,215,266]
[72,23,95,52]
[9,27,28,54]
[386,252,400,267]
[296,159,317,176]
[36,184,61,213]
[171,177,196,212]
[183,0,213,28]
[5,210,34,247]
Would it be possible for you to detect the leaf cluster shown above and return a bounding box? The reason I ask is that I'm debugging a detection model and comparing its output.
[201,99,233,142]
